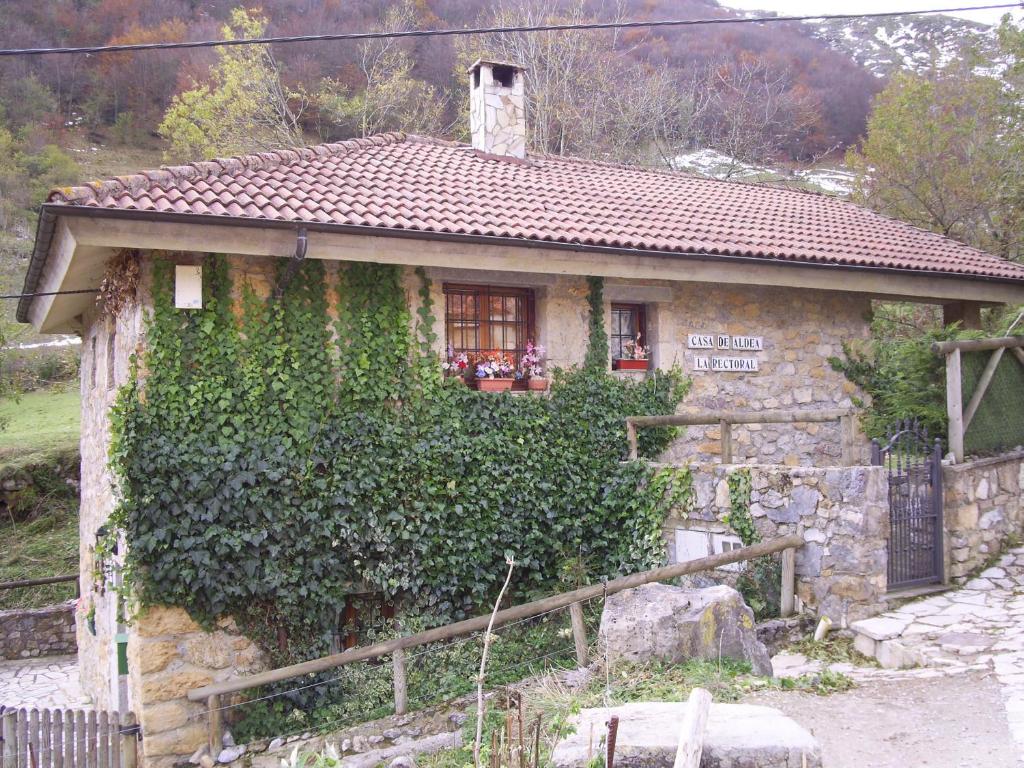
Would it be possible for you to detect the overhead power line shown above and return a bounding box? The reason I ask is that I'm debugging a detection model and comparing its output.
[0,4,1019,58]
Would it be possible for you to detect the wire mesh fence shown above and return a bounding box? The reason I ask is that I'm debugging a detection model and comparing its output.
[961,348,1024,455]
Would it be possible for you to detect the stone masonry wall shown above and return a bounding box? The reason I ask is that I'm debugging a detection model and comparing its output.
[653,283,871,467]
[663,463,890,626]
[77,255,152,711]
[0,600,77,660]
[943,450,1024,583]
[127,606,266,768]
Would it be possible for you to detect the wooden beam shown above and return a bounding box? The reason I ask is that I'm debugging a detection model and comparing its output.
[932,336,1024,354]
[188,534,803,701]
[628,409,850,429]
[946,349,965,463]
[672,688,712,768]
[66,217,1024,303]
[963,348,1005,430]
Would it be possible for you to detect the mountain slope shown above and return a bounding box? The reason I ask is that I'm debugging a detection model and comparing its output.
[811,14,1003,77]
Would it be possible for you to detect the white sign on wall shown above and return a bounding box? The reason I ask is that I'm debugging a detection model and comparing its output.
[175,265,203,309]
[689,331,763,373]
[711,357,759,372]
[731,336,763,351]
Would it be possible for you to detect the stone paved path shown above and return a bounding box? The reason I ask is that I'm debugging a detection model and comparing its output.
[0,655,92,709]
[849,546,1024,763]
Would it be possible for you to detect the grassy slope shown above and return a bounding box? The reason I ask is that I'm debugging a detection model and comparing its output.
[0,387,81,609]
[0,388,80,464]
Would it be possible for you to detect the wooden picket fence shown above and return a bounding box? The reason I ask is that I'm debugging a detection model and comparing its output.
[0,706,136,768]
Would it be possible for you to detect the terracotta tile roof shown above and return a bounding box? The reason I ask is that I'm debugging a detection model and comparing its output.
[47,132,1024,282]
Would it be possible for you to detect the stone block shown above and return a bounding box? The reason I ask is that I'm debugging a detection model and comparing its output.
[551,702,821,768]
[598,583,772,676]
[137,640,180,675]
[137,607,202,638]
[143,724,207,757]
[876,639,911,669]
[141,670,214,703]
[183,634,233,669]
[954,503,979,529]
[140,700,191,732]
[849,615,908,641]
[794,542,822,577]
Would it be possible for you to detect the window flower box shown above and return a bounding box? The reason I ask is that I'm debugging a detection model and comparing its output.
[474,377,515,392]
[613,359,650,371]
[527,377,549,391]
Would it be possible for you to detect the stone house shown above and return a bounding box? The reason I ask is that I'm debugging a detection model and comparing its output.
[15,60,1024,764]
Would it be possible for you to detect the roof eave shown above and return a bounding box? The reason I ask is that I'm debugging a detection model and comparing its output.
[18,204,1024,324]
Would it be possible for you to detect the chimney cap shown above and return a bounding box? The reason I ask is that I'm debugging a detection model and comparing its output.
[466,58,528,75]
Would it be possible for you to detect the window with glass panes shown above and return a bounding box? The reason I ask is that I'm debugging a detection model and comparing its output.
[611,303,646,360]
[444,284,535,365]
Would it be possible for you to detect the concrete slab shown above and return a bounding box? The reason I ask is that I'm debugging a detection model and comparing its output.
[551,701,821,768]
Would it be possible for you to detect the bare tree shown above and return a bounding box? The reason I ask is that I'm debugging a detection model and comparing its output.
[694,57,819,178]
[317,1,447,139]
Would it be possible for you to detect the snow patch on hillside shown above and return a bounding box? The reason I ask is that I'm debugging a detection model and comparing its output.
[672,149,855,196]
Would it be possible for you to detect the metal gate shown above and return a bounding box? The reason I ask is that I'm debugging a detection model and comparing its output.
[871,420,944,590]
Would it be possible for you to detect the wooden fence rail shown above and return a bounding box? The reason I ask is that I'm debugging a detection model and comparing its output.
[189,534,804,756]
[624,409,856,464]
[0,707,136,768]
[0,576,78,593]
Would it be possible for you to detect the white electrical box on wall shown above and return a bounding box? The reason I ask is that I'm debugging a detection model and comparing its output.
[175,265,203,309]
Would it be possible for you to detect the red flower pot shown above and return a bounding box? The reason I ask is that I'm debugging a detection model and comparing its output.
[614,359,650,371]
[474,377,514,392]
[527,377,549,392]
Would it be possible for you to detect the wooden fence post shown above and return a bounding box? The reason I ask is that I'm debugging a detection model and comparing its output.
[392,649,408,716]
[672,688,712,768]
[719,420,732,464]
[945,349,964,462]
[120,713,137,768]
[839,415,853,466]
[626,420,639,461]
[780,548,796,618]
[2,709,16,768]
[207,695,222,760]
[569,602,588,667]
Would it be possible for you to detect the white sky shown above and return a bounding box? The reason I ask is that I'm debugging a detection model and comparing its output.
[718,0,1023,25]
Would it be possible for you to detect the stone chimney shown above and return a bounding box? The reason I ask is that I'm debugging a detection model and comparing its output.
[468,59,527,159]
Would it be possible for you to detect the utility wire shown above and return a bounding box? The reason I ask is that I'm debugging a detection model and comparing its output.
[0,4,1018,57]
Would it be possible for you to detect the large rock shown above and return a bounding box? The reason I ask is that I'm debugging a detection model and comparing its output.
[598,584,772,676]
[551,702,821,768]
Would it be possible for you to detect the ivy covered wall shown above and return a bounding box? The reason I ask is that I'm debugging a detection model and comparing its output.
[105,253,690,665]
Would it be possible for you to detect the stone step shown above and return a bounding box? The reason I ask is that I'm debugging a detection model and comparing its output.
[551,701,821,768]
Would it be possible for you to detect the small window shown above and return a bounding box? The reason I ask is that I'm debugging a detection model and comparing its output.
[107,329,117,390]
[444,284,536,370]
[611,303,647,368]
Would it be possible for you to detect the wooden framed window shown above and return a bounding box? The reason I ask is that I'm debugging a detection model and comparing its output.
[444,284,536,366]
[611,303,647,366]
